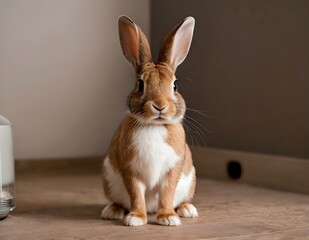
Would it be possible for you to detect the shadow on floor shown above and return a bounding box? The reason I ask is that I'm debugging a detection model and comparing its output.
[13,204,104,222]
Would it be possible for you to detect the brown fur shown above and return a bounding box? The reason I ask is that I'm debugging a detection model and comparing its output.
[157,211,178,220]
[157,160,182,219]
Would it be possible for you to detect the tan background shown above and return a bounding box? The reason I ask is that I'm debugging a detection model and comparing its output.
[0,0,150,159]
[151,0,309,159]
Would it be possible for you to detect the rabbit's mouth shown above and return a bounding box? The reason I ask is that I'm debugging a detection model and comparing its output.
[151,115,168,123]
[155,116,166,121]
[150,113,184,125]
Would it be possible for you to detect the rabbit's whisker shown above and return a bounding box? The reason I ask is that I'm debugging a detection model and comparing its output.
[183,120,199,146]
[184,117,207,146]
[186,108,209,118]
[185,114,212,134]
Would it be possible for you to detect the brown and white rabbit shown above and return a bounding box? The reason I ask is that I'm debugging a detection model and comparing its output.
[101,16,198,227]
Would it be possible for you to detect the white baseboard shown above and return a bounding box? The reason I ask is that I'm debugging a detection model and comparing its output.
[192,146,309,195]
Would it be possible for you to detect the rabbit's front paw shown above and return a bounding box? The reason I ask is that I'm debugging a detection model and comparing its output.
[157,212,181,226]
[124,212,147,227]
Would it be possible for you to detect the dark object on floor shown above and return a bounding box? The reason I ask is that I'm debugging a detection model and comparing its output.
[227,161,242,179]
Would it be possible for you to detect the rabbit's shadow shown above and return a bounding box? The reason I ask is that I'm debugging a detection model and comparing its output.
[99,206,159,226]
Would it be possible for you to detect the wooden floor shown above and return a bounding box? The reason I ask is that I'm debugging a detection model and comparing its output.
[1,173,309,240]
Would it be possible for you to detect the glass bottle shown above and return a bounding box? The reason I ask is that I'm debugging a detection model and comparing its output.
[0,115,16,220]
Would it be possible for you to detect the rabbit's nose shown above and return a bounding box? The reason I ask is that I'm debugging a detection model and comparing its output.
[152,104,167,112]
[152,98,169,113]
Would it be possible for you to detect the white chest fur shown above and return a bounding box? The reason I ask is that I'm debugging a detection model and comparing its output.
[131,125,180,189]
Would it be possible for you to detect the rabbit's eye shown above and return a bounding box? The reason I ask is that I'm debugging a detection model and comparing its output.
[173,80,178,92]
[138,79,144,93]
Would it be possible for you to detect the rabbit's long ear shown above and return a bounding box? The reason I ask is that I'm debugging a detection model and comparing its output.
[118,16,152,71]
[159,17,195,72]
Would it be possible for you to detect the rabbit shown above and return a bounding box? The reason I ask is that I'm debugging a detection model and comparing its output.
[101,15,198,227]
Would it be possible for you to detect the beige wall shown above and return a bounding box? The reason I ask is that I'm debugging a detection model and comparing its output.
[0,0,150,159]
[151,0,309,159]
[2,1,308,160]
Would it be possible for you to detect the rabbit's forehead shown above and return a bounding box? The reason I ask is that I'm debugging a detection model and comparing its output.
[141,69,175,95]
[140,65,175,84]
